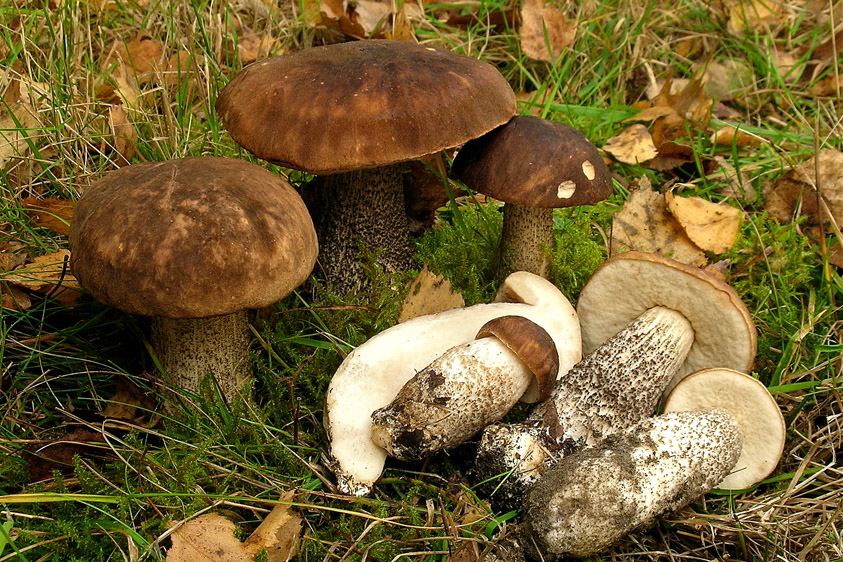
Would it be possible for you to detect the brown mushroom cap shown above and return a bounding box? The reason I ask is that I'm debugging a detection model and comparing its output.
[452,115,613,208]
[663,368,786,489]
[215,40,517,174]
[69,157,318,318]
[476,315,559,401]
[577,251,757,386]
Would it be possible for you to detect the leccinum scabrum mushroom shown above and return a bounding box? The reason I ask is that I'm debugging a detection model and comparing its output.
[521,409,743,559]
[323,272,581,496]
[69,157,317,404]
[473,251,756,505]
[370,315,559,461]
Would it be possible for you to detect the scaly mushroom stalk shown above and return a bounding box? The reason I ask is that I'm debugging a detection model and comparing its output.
[371,316,558,461]
[474,306,694,506]
[521,409,743,559]
[498,205,554,279]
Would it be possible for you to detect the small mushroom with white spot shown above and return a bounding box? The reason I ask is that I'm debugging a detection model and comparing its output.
[473,251,757,506]
[370,315,560,461]
[452,115,613,279]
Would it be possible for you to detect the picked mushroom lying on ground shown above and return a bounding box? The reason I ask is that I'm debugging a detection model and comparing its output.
[520,368,785,559]
[473,250,758,506]
[323,271,581,496]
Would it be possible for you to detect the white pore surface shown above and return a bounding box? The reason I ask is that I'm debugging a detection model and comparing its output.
[663,368,786,489]
[577,252,756,391]
[324,272,581,495]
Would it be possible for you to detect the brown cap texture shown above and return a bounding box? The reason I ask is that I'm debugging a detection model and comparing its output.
[69,157,318,318]
[215,40,517,174]
[452,115,613,208]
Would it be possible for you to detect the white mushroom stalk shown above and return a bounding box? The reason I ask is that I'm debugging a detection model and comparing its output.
[474,305,694,505]
[371,315,558,461]
[323,272,581,496]
[521,409,743,559]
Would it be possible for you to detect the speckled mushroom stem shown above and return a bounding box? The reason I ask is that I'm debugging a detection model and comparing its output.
[310,163,416,294]
[498,204,553,280]
[150,311,252,405]
[521,409,743,559]
[474,306,694,507]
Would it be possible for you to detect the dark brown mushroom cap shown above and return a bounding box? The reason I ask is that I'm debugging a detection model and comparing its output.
[69,157,318,319]
[215,40,517,174]
[452,115,613,208]
[476,315,559,401]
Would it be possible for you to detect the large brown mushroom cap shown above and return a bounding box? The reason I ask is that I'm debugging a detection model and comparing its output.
[452,115,613,208]
[215,40,517,174]
[69,157,318,318]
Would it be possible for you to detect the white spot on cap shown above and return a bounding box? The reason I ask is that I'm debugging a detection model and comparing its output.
[582,160,596,180]
[557,180,576,199]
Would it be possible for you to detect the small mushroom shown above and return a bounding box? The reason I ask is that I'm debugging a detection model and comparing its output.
[521,409,743,559]
[452,116,613,279]
[216,40,517,293]
[323,272,581,496]
[370,315,559,461]
[474,251,757,505]
[663,367,786,489]
[69,157,318,404]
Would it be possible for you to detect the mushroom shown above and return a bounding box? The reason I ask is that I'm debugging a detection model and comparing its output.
[473,251,756,506]
[323,271,581,496]
[370,315,559,461]
[520,409,743,559]
[69,157,318,404]
[663,367,786,490]
[452,116,613,279]
[519,368,785,558]
[215,40,516,293]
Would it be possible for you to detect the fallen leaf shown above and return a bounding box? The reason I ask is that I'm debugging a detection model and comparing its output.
[3,250,83,305]
[710,125,761,147]
[21,196,75,235]
[159,51,194,88]
[25,429,106,481]
[611,177,707,267]
[354,0,391,36]
[665,190,742,254]
[167,494,301,562]
[0,87,39,168]
[398,267,465,323]
[102,377,159,426]
[237,32,281,64]
[764,149,843,235]
[811,72,843,97]
[108,34,166,85]
[519,0,575,62]
[703,59,754,101]
[603,124,658,165]
[107,103,138,163]
[1,283,31,311]
[722,0,785,36]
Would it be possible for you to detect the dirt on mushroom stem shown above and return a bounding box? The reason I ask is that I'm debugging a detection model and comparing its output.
[474,305,694,509]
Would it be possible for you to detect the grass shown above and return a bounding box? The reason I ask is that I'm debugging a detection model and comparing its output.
[1,0,842,560]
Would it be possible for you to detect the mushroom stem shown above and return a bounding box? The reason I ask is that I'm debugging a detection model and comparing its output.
[498,204,553,280]
[310,163,416,293]
[370,337,533,460]
[521,409,743,559]
[474,305,694,505]
[150,311,251,404]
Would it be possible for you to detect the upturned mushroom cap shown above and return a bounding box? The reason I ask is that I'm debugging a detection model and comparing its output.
[577,251,756,389]
[663,368,786,489]
[215,40,517,174]
[69,157,318,318]
[452,115,613,208]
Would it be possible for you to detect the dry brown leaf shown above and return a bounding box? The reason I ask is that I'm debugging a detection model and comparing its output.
[603,124,658,165]
[398,267,465,323]
[354,0,391,35]
[159,51,194,88]
[21,196,75,236]
[166,494,301,562]
[811,73,843,97]
[390,2,417,41]
[1,283,31,311]
[764,149,843,234]
[519,0,575,62]
[4,249,83,305]
[238,32,281,64]
[107,104,137,164]
[110,34,166,85]
[611,177,707,267]
[0,80,39,168]
[102,377,158,426]
[25,429,106,482]
[723,0,785,36]
[665,190,742,254]
[703,60,754,101]
[710,125,761,147]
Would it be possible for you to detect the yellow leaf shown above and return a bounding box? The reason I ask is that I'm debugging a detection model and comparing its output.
[603,124,658,165]
[3,250,83,305]
[398,267,465,323]
[665,190,742,254]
